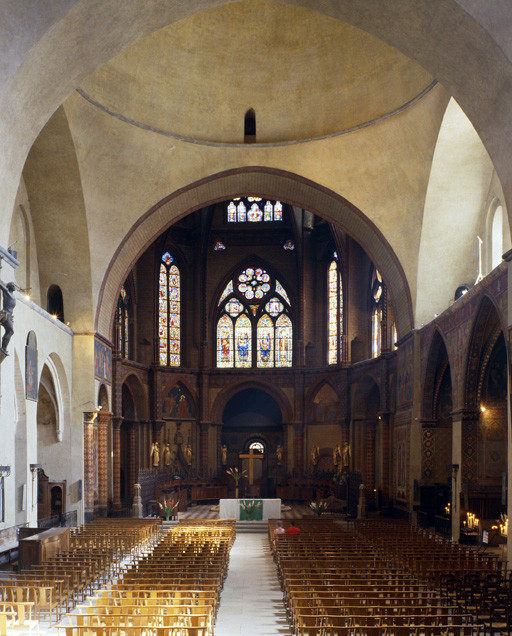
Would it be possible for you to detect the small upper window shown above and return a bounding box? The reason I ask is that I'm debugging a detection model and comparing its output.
[227,197,283,223]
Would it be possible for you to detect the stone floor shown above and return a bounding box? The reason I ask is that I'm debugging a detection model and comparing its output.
[215,532,292,636]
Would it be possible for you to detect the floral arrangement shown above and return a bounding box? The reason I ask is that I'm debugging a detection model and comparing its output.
[159,498,179,520]
[309,499,329,517]
[333,470,348,486]
[240,498,262,520]
[226,467,247,485]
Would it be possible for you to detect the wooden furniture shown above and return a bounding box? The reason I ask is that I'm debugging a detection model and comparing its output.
[18,527,69,571]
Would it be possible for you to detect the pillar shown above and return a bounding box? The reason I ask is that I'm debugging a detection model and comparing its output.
[199,422,209,477]
[83,412,95,522]
[450,411,463,542]
[379,412,391,502]
[366,421,376,501]
[293,422,304,476]
[127,422,137,502]
[96,411,111,517]
[112,416,123,509]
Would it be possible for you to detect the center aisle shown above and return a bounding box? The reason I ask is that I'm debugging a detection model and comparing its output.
[215,532,293,636]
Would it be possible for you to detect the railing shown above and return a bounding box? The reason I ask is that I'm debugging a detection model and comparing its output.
[38,510,78,528]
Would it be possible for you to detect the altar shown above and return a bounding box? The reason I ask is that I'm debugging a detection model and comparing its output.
[219,498,281,521]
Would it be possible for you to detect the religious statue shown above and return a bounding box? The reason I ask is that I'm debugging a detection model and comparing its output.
[221,444,227,466]
[311,445,320,466]
[174,422,183,447]
[184,442,192,466]
[333,444,342,468]
[276,444,283,465]
[0,281,16,356]
[342,442,351,468]
[163,442,172,467]
[151,442,160,468]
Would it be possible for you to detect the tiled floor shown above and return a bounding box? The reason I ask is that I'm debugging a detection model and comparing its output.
[215,532,292,636]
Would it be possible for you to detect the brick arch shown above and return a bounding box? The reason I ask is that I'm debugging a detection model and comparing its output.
[351,375,381,419]
[210,379,293,424]
[464,295,506,411]
[96,167,413,341]
[421,329,451,421]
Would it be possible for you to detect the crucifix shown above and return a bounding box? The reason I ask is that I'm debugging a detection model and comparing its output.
[239,448,264,485]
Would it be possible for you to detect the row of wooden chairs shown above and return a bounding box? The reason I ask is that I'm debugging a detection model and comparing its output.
[59,520,236,636]
[270,519,485,636]
[0,518,162,630]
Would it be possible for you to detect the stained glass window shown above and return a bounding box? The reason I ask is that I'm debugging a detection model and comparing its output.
[226,197,283,222]
[159,252,180,366]
[328,257,343,365]
[276,314,293,367]
[216,267,292,368]
[283,240,295,251]
[257,314,274,368]
[214,241,226,251]
[370,267,384,358]
[372,308,382,358]
[235,314,252,368]
[116,284,131,359]
[217,314,233,367]
[218,280,233,305]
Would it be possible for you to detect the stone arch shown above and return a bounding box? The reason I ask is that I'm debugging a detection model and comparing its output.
[97,168,413,343]
[97,383,110,412]
[351,374,381,420]
[421,329,452,422]
[160,380,197,421]
[464,295,506,412]
[211,380,292,425]
[39,353,70,443]
[121,373,148,421]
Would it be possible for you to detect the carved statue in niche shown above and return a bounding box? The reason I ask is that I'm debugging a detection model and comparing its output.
[342,442,351,468]
[0,281,16,356]
[311,445,319,466]
[163,443,172,467]
[333,444,342,468]
[276,444,283,465]
[184,442,192,466]
[221,444,227,465]
[151,442,160,468]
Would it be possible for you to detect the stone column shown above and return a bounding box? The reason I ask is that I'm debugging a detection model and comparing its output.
[366,421,376,502]
[127,422,137,502]
[83,412,95,522]
[96,411,111,517]
[379,412,391,502]
[450,411,463,542]
[112,416,123,510]
[293,422,304,476]
[199,422,210,477]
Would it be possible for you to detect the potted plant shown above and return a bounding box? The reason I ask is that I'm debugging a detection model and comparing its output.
[309,499,329,517]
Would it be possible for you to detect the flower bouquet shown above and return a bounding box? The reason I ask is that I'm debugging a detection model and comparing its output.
[309,499,329,517]
[226,467,247,498]
[159,498,179,521]
[240,498,262,521]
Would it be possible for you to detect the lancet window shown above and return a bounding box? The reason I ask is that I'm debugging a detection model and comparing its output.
[115,284,131,359]
[327,253,344,364]
[371,267,384,358]
[159,251,181,366]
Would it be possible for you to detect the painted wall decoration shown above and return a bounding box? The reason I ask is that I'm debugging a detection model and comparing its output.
[25,331,38,401]
[162,384,194,419]
[94,338,112,383]
[311,384,339,425]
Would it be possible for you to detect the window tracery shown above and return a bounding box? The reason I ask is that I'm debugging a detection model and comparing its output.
[216,267,292,368]
[327,253,343,365]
